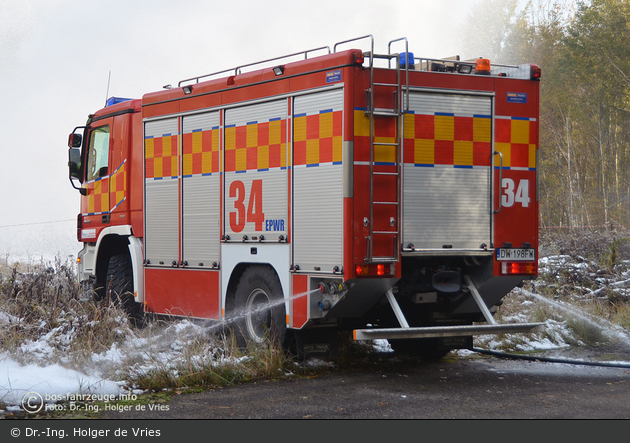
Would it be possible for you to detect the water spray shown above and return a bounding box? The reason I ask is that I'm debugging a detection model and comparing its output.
[519,288,630,346]
[471,287,630,369]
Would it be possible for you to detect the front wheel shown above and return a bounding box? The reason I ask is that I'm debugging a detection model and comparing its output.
[106,254,143,326]
[232,265,286,349]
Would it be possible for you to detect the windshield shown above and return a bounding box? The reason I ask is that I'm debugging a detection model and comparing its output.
[86,125,110,181]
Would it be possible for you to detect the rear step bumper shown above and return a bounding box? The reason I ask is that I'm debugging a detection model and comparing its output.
[353,322,544,341]
[352,275,544,341]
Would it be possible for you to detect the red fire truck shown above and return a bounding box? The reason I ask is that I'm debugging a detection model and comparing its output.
[67,35,543,358]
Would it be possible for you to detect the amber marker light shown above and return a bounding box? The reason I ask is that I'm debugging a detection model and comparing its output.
[475,58,491,75]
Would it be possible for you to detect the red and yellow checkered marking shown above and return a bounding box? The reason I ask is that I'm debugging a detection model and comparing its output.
[224,119,288,172]
[109,161,127,210]
[354,110,536,169]
[83,161,127,215]
[401,113,492,167]
[145,134,179,179]
[294,110,343,166]
[354,109,398,163]
[85,177,110,215]
[182,129,220,176]
[494,117,537,169]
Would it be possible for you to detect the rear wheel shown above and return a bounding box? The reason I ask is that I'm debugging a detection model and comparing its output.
[388,338,452,361]
[374,298,453,361]
[232,265,286,349]
[106,254,143,325]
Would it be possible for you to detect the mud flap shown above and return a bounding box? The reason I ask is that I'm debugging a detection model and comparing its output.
[293,328,339,359]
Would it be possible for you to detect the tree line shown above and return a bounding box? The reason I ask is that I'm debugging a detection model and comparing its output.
[461,0,630,229]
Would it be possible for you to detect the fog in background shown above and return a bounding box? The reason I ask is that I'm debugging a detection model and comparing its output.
[2,0,526,263]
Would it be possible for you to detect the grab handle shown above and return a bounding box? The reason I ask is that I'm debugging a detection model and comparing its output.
[493,151,503,214]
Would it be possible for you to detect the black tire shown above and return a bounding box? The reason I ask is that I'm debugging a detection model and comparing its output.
[388,338,451,361]
[232,265,286,349]
[106,254,143,325]
[373,298,452,361]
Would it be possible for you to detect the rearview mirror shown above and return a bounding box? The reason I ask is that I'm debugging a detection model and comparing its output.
[68,147,83,183]
[68,132,82,148]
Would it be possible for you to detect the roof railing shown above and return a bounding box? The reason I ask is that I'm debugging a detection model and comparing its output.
[176,36,533,88]
[178,46,331,87]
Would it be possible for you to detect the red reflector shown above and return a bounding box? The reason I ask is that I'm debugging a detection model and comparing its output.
[354,53,365,65]
[355,263,393,277]
[501,262,538,275]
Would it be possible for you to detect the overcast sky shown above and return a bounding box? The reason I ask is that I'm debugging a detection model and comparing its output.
[0,0,489,262]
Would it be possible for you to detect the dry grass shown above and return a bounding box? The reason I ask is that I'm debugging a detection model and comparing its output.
[0,258,310,397]
[0,258,133,368]
[119,324,298,393]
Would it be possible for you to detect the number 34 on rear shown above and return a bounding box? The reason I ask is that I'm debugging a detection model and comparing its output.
[502,178,530,208]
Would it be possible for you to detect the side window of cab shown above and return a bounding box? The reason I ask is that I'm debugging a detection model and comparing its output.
[86,125,110,181]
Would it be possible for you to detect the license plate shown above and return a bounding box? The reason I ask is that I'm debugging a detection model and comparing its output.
[496,248,535,261]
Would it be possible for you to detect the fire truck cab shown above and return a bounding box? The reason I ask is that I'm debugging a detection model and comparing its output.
[68,35,543,358]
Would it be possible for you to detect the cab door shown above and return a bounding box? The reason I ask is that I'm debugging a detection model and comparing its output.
[81,120,113,226]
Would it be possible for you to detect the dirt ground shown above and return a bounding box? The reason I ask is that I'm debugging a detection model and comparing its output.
[97,346,630,420]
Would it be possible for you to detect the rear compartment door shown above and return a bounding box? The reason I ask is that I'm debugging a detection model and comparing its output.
[402,91,493,252]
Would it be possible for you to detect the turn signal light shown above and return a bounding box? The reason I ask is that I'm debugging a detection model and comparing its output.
[501,262,538,275]
[355,263,394,277]
[354,52,365,65]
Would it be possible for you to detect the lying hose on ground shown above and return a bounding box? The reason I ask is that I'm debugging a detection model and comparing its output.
[472,347,630,369]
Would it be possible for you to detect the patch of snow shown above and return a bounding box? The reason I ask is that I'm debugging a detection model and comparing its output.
[0,355,123,408]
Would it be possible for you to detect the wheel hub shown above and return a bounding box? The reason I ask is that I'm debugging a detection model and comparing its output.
[245,288,272,343]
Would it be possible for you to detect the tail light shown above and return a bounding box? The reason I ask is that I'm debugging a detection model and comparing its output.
[501,262,538,276]
[355,263,395,277]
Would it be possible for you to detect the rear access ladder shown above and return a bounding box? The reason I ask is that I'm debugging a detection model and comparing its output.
[363,37,412,263]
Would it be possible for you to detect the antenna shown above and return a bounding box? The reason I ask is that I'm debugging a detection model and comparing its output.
[105,71,111,105]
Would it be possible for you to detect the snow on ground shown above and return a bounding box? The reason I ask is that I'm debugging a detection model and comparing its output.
[2,254,630,413]
[0,358,123,410]
[0,319,243,412]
